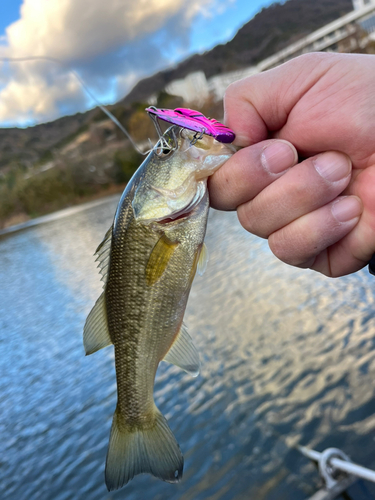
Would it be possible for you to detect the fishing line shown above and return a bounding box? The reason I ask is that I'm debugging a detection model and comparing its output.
[0,55,149,155]
[1,56,207,159]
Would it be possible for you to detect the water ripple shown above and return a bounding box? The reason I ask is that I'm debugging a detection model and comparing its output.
[0,201,375,498]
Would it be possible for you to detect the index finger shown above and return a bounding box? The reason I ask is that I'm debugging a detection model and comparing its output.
[224,83,268,147]
[223,52,337,147]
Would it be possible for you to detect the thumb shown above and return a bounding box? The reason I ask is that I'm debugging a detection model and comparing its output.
[223,52,338,147]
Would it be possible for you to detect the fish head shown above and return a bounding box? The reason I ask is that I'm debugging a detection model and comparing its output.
[132,126,235,224]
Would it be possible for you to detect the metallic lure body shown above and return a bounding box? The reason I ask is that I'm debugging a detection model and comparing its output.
[83,125,235,490]
[146,106,236,143]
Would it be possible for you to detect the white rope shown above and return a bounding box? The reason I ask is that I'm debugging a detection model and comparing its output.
[299,446,375,484]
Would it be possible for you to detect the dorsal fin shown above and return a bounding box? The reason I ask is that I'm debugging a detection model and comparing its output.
[95,225,113,286]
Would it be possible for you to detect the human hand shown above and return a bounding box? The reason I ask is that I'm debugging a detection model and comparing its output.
[209,52,375,277]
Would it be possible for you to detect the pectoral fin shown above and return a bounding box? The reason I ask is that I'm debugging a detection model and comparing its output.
[146,235,178,286]
[189,243,209,283]
[197,243,209,276]
[163,324,200,377]
[83,292,112,355]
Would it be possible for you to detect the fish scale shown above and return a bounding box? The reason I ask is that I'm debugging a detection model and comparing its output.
[83,125,235,490]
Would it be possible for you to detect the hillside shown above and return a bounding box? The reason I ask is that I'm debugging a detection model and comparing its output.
[122,0,352,104]
[0,0,353,172]
[0,0,357,228]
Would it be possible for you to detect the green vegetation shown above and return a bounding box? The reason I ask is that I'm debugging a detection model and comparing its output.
[113,149,143,183]
[1,167,69,221]
[54,123,89,150]
[0,102,151,228]
[0,149,142,227]
[0,164,98,222]
[0,141,144,228]
[0,0,369,229]
[0,94,183,228]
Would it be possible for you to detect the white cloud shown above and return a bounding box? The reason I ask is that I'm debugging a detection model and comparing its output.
[0,0,219,126]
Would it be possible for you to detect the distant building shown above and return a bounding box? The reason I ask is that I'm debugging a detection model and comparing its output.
[163,0,375,104]
[165,72,210,107]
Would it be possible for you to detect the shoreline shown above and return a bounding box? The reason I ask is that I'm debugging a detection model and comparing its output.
[0,193,121,237]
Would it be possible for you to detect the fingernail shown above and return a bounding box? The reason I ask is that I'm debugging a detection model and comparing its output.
[261,141,297,174]
[331,196,362,222]
[314,152,351,182]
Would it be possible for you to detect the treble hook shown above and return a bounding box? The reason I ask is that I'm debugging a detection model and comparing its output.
[190,129,205,146]
[148,111,164,140]
[148,114,178,157]
[147,108,206,157]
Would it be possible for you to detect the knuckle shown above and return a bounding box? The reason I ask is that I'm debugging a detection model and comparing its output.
[289,181,312,204]
[268,231,291,264]
[237,202,268,238]
[237,203,254,233]
[224,74,259,102]
[268,228,310,267]
[224,80,245,103]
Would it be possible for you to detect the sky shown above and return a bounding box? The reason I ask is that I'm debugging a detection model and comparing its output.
[0,0,277,128]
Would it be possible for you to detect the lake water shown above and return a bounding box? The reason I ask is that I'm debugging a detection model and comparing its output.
[1,196,375,500]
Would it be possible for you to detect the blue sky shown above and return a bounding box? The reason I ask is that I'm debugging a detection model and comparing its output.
[0,0,278,127]
[0,3,21,35]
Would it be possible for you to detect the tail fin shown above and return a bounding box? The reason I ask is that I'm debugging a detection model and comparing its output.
[105,407,184,490]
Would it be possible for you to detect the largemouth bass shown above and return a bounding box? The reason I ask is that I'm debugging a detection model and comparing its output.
[83,125,234,490]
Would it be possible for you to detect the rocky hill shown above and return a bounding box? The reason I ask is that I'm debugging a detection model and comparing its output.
[0,0,356,228]
[122,0,352,104]
[0,0,353,172]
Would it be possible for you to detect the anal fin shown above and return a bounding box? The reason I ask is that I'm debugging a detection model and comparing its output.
[163,324,200,377]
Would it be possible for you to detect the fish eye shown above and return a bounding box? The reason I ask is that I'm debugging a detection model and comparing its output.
[154,146,173,157]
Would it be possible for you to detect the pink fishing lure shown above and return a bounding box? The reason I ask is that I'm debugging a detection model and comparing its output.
[146,106,235,144]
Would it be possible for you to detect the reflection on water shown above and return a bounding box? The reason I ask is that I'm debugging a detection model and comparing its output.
[1,197,375,499]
